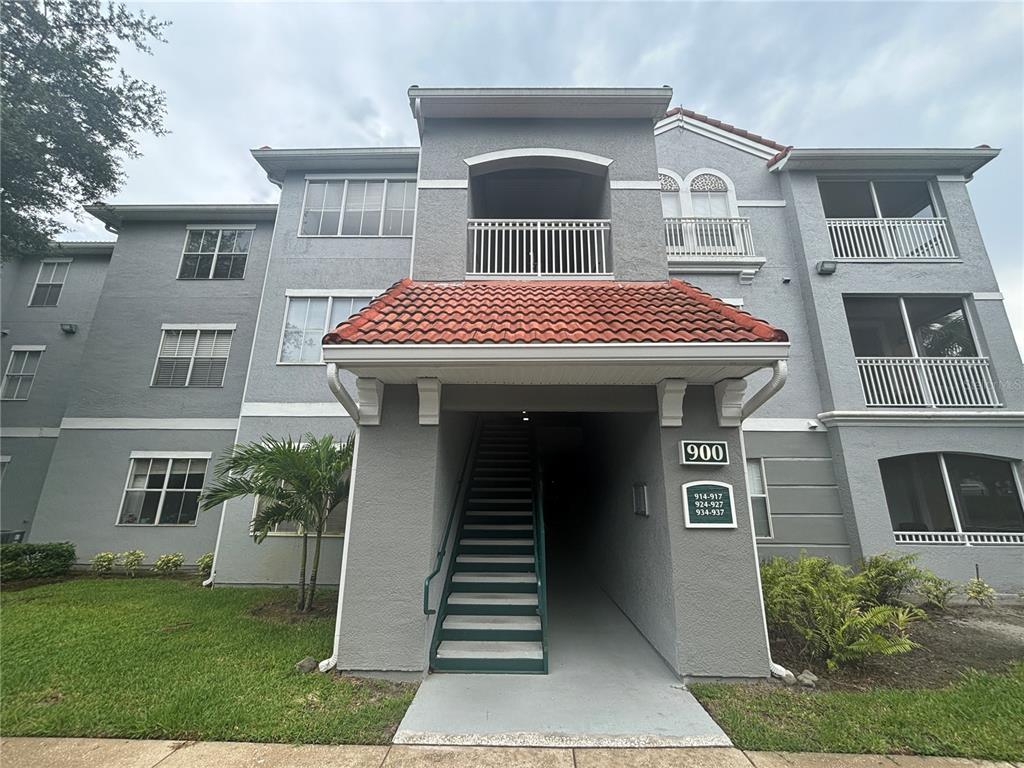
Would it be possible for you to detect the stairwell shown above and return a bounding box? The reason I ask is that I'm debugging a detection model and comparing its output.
[430,419,548,673]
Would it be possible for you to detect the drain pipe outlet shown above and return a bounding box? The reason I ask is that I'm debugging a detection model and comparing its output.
[741,360,788,420]
[770,661,796,684]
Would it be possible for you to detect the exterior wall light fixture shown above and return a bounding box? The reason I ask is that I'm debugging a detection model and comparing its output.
[815,260,838,275]
[60,323,78,334]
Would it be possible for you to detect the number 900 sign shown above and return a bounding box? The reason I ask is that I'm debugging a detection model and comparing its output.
[679,441,729,466]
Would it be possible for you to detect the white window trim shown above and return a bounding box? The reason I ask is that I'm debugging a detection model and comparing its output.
[2,347,44,401]
[822,179,942,220]
[886,452,1024,543]
[277,293,379,366]
[853,295,984,361]
[115,454,210,527]
[150,327,234,388]
[176,227,253,281]
[298,178,415,239]
[679,168,740,218]
[747,457,774,540]
[29,258,72,307]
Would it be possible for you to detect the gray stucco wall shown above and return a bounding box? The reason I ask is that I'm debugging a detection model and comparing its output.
[65,219,273,419]
[828,423,1024,591]
[1,249,111,533]
[585,410,678,668]
[335,386,441,672]
[413,117,668,281]
[29,428,229,562]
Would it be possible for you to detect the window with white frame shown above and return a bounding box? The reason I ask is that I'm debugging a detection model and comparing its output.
[30,259,71,306]
[881,453,1024,535]
[177,228,252,279]
[689,172,731,218]
[746,458,773,538]
[1,347,44,400]
[279,295,373,363]
[301,179,416,237]
[844,296,978,359]
[117,455,208,525]
[152,327,233,387]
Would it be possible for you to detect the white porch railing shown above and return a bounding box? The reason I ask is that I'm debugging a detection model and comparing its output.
[894,531,1024,546]
[856,356,1000,408]
[467,219,611,277]
[826,217,956,260]
[664,217,755,257]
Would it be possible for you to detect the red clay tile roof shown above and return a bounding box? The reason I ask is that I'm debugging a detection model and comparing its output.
[323,278,788,345]
[665,107,790,154]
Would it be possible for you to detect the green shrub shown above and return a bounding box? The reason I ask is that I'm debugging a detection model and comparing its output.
[0,542,76,581]
[918,573,958,613]
[120,550,145,577]
[90,551,118,574]
[196,552,214,578]
[760,554,924,670]
[965,577,996,608]
[152,552,184,575]
[855,553,925,606]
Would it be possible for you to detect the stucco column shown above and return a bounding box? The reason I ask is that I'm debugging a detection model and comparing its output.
[335,384,441,671]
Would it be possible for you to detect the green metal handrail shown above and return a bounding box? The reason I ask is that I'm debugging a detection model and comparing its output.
[422,417,482,615]
[531,427,549,673]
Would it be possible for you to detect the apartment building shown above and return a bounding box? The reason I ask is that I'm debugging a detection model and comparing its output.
[2,86,1021,680]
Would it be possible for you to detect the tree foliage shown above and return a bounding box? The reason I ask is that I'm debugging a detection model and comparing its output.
[201,434,354,612]
[1,0,169,258]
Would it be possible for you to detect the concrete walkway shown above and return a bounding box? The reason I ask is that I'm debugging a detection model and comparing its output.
[2,738,1020,767]
[395,564,726,747]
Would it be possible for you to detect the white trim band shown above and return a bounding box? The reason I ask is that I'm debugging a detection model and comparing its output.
[417,179,468,189]
[304,172,417,181]
[610,180,661,190]
[737,200,786,208]
[161,323,237,331]
[61,418,239,431]
[818,410,1024,428]
[973,292,1003,301]
[185,224,255,231]
[130,450,213,459]
[240,401,352,418]
[464,147,614,168]
[284,288,383,298]
[743,417,825,432]
[10,345,47,352]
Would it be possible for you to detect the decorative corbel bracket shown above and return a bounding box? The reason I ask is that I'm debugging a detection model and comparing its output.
[355,378,384,426]
[417,378,441,425]
[714,379,747,427]
[657,379,687,427]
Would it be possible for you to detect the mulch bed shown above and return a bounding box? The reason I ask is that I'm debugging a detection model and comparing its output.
[772,603,1024,690]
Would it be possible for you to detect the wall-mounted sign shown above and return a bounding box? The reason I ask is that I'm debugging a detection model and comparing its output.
[682,481,736,529]
[679,440,729,466]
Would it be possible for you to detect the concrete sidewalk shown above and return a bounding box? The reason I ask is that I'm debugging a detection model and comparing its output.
[1,738,1019,768]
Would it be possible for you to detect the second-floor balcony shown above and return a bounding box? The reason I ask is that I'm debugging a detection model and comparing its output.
[467,218,611,277]
[857,356,1000,408]
[826,217,955,261]
[663,217,755,258]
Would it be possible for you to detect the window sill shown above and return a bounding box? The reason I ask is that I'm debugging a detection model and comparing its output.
[667,255,766,276]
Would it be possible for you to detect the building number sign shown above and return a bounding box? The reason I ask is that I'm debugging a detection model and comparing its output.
[679,440,729,466]
[682,481,736,529]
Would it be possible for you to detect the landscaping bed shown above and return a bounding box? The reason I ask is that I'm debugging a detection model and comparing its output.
[691,605,1024,761]
[0,577,416,744]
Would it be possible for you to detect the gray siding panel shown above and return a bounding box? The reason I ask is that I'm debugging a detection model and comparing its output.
[766,485,843,517]
[764,457,836,486]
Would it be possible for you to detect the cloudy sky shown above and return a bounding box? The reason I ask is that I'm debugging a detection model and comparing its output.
[62,1,1023,345]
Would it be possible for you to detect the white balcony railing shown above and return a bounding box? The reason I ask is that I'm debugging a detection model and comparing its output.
[664,217,755,257]
[467,219,611,277]
[826,217,956,260]
[856,356,1000,408]
[894,531,1024,546]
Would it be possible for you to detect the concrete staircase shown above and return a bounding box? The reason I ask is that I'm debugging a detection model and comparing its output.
[431,420,547,673]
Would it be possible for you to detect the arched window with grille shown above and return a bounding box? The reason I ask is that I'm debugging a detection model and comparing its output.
[689,172,731,218]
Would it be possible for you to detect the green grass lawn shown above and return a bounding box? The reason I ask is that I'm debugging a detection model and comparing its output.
[0,577,416,744]
[691,664,1024,762]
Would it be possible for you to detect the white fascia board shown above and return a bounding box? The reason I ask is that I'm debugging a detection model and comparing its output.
[161,323,237,331]
[323,341,789,366]
[769,148,1000,176]
[61,418,239,431]
[0,427,61,438]
[130,450,213,459]
[818,410,1024,428]
[304,172,417,181]
[186,223,256,231]
[654,114,778,160]
[285,288,384,298]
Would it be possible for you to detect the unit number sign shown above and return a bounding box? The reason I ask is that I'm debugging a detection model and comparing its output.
[679,440,729,466]
[682,481,737,529]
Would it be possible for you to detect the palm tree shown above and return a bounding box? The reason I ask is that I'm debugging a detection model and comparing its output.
[200,433,354,612]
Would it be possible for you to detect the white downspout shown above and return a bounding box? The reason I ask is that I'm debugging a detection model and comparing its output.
[739,358,795,684]
[741,360,788,420]
[318,361,362,672]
